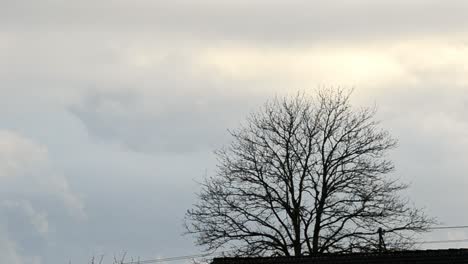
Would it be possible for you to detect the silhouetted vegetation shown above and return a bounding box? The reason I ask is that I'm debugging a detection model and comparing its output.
[186,88,434,256]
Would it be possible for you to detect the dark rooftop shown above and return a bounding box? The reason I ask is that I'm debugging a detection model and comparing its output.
[212,249,468,264]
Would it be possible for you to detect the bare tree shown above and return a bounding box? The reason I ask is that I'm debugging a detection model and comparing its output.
[185,88,433,256]
[85,252,141,264]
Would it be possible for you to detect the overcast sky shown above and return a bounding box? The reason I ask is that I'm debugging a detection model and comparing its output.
[1,1,468,263]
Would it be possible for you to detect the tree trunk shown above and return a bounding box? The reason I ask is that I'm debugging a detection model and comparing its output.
[293,207,302,256]
[311,203,323,254]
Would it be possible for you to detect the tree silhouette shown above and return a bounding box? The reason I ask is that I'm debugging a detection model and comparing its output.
[186,88,433,256]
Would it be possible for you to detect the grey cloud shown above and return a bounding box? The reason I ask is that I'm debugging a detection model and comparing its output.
[69,86,262,154]
[63,49,269,154]
[2,0,468,261]
[2,1,468,43]
[358,83,468,226]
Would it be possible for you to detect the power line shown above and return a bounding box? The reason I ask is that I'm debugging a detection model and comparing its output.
[427,225,468,230]
[121,251,228,264]
[121,237,468,264]
[121,253,207,264]
[418,238,468,244]
[121,226,468,264]
[121,239,468,264]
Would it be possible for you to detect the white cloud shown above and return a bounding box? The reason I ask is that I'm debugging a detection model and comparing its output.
[0,235,28,264]
[198,37,468,91]
[0,130,48,179]
[0,130,85,220]
[0,130,88,263]
[2,200,49,236]
[0,228,42,264]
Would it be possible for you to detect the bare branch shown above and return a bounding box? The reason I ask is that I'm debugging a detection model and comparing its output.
[185,88,434,256]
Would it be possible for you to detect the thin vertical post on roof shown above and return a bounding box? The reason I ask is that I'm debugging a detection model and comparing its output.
[378,228,386,253]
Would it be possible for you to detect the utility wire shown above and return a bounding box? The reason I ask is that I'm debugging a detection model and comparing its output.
[121,237,468,264]
[122,225,468,264]
[121,251,229,264]
[417,238,468,244]
[427,225,468,230]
